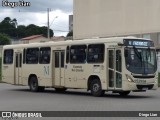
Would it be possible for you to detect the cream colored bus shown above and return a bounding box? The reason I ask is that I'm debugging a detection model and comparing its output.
[2,37,158,96]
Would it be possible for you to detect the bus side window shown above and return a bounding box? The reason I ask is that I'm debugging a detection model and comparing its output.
[66,46,69,63]
[39,47,51,64]
[26,48,39,64]
[23,49,26,64]
[3,49,14,64]
[70,45,87,63]
[87,44,105,63]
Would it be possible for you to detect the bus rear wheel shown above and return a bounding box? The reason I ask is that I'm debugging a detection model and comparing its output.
[119,91,130,96]
[90,79,105,97]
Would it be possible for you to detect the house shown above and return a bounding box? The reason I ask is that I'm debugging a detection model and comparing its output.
[20,35,49,44]
[51,36,65,42]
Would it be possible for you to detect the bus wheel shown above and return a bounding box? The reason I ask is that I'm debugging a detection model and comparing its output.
[90,79,105,97]
[29,77,39,92]
[55,88,67,92]
[119,91,130,96]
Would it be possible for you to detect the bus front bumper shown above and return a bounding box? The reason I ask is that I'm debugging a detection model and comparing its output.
[124,82,158,91]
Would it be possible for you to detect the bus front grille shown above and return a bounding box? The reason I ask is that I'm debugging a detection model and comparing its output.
[136,85,154,90]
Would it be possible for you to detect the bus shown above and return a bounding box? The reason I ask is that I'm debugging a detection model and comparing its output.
[1,37,158,97]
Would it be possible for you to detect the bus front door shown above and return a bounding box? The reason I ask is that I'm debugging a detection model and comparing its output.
[53,51,65,87]
[15,53,22,85]
[108,49,122,90]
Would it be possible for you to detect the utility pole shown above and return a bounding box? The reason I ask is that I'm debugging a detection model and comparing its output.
[47,8,50,39]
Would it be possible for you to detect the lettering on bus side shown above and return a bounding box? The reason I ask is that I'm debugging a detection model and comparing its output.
[72,65,84,72]
[44,66,49,76]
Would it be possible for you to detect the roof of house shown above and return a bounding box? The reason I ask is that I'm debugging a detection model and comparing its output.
[51,36,65,41]
[21,35,45,40]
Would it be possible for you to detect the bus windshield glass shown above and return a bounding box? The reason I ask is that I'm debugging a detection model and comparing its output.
[125,47,157,74]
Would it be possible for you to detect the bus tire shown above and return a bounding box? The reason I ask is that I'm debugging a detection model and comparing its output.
[55,88,67,92]
[29,77,39,92]
[119,91,130,96]
[90,79,105,97]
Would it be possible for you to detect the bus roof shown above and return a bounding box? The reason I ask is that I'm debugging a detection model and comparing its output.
[3,36,152,49]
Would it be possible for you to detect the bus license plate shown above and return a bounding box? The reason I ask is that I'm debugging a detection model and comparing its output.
[134,80,146,84]
[142,87,148,90]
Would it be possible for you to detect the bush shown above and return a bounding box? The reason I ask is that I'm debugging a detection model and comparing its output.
[0,33,11,45]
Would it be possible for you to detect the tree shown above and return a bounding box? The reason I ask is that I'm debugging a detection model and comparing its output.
[1,17,11,24]
[0,17,54,39]
[25,24,39,36]
[0,17,17,38]
[0,33,11,45]
[67,30,73,37]
[39,26,54,38]
[25,24,53,38]
[17,25,26,38]
[10,18,17,28]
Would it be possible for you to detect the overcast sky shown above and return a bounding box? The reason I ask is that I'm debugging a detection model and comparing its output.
[0,0,73,36]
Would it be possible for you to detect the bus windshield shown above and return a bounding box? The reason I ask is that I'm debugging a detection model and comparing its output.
[125,47,157,74]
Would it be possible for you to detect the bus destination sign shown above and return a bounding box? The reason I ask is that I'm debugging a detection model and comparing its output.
[124,39,154,47]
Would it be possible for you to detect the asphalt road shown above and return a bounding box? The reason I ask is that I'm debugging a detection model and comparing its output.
[0,83,160,120]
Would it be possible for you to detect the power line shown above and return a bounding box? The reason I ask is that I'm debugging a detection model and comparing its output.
[53,24,68,29]
[53,29,69,32]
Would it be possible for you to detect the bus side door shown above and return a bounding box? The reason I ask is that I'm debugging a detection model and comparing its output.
[15,52,22,85]
[53,50,65,87]
[108,48,122,90]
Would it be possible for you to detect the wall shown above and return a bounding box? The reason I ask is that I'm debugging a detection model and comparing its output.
[74,0,160,39]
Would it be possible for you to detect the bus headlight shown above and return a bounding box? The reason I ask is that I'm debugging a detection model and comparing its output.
[126,74,134,82]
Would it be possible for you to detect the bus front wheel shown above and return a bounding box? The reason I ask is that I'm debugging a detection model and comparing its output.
[90,79,105,97]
